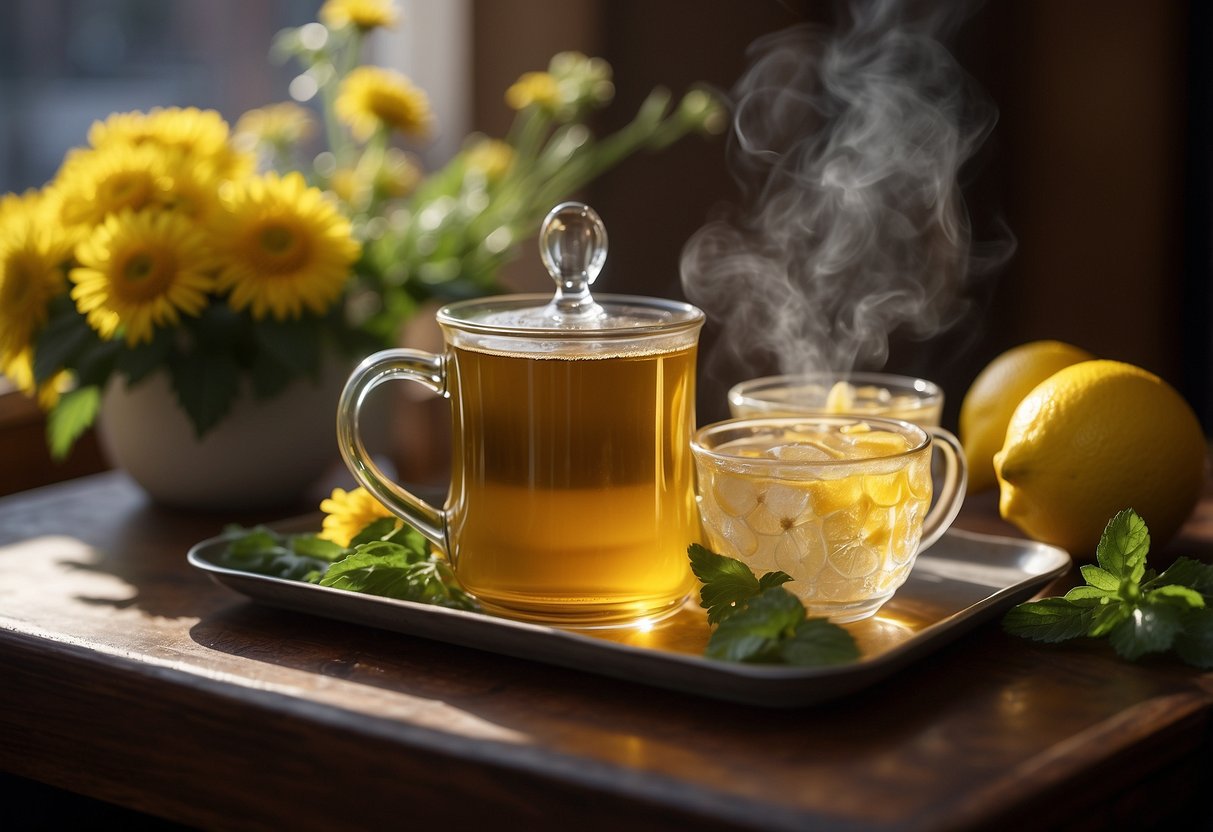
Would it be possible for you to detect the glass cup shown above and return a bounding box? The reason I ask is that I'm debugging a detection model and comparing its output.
[690,416,967,622]
[727,372,944,427]
[336,203,703,628]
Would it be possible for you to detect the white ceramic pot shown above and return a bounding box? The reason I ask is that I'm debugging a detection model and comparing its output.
[98,358,386,512]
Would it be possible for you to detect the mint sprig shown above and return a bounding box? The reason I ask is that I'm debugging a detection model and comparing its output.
[689,543,859,666]
[218,520,479,612]
[1003,508,1213,668]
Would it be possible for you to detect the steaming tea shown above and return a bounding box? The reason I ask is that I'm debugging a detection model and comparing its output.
[728,373,943,427]
[692,417,965,622]
[447,342,700,624]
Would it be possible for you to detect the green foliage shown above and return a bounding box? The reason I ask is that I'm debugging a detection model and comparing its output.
[217,520,479,613]
[689,544,859,667]
[1003,509,1213,668]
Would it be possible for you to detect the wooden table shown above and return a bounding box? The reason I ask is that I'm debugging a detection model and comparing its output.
[1,472,1211,831]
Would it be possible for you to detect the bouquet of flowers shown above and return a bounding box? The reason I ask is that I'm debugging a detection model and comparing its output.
[0,0,722,459]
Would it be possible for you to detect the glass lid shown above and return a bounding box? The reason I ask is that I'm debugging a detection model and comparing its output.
[436,202,703,336]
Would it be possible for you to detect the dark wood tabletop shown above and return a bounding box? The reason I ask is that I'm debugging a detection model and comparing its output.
[1,471,1211,831]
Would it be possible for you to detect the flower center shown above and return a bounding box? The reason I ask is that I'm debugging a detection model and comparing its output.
[116,247,174,301]
[252,220,310,272]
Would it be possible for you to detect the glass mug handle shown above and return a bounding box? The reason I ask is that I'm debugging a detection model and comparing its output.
[336,348,450,559]
[917,426,968,552]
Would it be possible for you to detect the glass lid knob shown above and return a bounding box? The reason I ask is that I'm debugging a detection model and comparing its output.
[540,201,608,320]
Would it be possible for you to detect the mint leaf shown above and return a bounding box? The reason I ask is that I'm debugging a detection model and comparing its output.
[706,586,805,663]
[1078,565,1119,593]
[319,543,478,610]
[115,331,172,384]
[290,535,348,563]
[1148,558,1213,597]
[1174,608,1213,669]
[219,526,335,580]
[1003,597,1098,642]
[1096,509,1149,582]
[689,543,762,624]
[1063,585,1109,602]
[349,517,428,558]
[47,385,101,460]
[758,571,794,590]
[1088,602,1132,638]
[1107,601,1183,661]
[1146,584,1206,610]
[781,617,860,666]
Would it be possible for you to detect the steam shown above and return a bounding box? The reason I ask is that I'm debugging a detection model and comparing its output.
[681,1,1012,379]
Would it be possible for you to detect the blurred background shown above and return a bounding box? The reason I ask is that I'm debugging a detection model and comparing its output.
[0,0,1206,491]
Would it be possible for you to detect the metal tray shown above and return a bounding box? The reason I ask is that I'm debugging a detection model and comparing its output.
[188,526,1070,708]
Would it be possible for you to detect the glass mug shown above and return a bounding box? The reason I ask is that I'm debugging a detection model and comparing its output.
[690,415,967,622]
[337,203,704,627]
[728,372,944,427]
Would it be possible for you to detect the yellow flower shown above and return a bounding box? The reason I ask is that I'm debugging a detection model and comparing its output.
[154,154,224,222]
[320,0,399,31]
[336,66,433,141]
[3,348,69,410]
[505,71,561,111]
[234,102,316,151]
[0,203,74,363]
[464,139,514,182]
[53,143,166,229]
[376,148,421,197]
[70,210,217,345]
[88,107,253,181]
[211,172,360,320]
[318,486,395,547]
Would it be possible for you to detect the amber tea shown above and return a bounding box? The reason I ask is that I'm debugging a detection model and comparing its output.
[447,343,700,625]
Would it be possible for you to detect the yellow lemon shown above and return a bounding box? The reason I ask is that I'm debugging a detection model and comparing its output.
[960,340,1095,492]
[994,360,1207,556]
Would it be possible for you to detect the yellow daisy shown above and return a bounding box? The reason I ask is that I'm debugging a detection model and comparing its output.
[318,486,396,547]
[0,208,74,364]
[505,71,561,111]
[336,66,433,142]
[154,152,224,222]
[464,139,514,182]
[70,210,217,345]
[320,0,399,31]
[3,348,69,410]
[88,107,253,181]
[53,143,167,229]
[233,102,316,152]
[211,171,360,320]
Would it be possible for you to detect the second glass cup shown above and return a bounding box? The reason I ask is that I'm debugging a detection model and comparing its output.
[728,372,944,427]
[690,415,967,623]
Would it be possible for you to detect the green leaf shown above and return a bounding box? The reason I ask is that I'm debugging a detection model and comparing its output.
[33,303,94,383]
[1088,601,1132,638]
[1064,586,1111,602]
[780,617,860,666]
[168,350,241,437]
[758,571,794,591]
[1003,597,1098,643]
[1146,584,1205,609]
[219,526,336,581]
[706,586,805,663]
[1095,509,1149,582]
[348,517,429,559]
[688,543,762,624]
[291,536,348,563]
[115,331,173,384]
[1174,608,1213,668]
[319,544,477,610]
[1148,557,1213,597]
[46,385,101,460]
[254,316,321,377]
[1107,601,1183,661]
[1079,565,1120,592]
[248,350,297,400]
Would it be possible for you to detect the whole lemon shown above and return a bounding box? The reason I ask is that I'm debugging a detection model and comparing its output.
[959,340,1095,492]
[994,360,1207,555]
